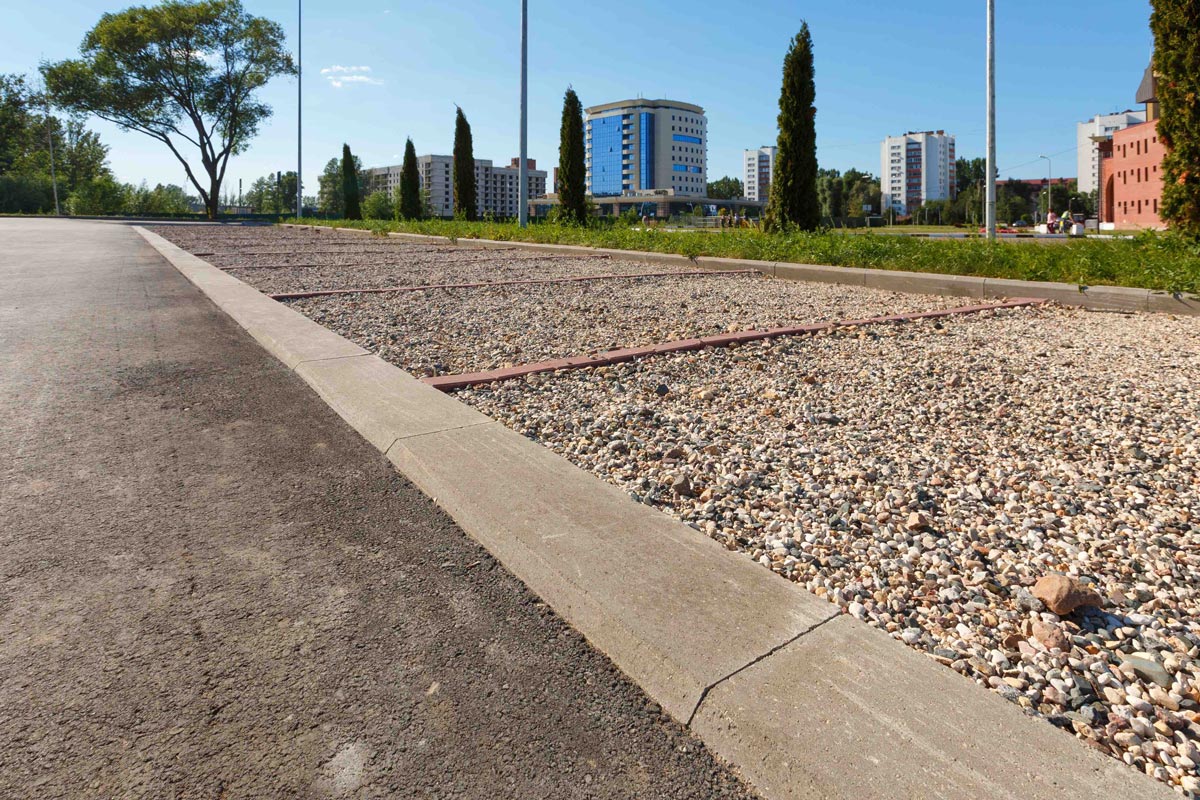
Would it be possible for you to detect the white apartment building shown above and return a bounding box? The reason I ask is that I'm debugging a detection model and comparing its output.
[366,156,546,218]
[584,99,707,197]
[880,130,956,216]
[1076,110,1146,194]
[743,146,776,202]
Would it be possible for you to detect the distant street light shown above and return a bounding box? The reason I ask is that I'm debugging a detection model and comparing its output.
[985,0,996,240]
[518,0,528,228]
[44,90,60,216]
[1039,154,1051,223]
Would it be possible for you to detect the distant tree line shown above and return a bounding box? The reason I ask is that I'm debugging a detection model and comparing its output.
[324,107,482,222]
[321,137,425,221]
[1,73,199,215]
[817,168,881,219]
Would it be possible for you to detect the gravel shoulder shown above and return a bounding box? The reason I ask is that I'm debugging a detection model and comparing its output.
[0,219,756,799]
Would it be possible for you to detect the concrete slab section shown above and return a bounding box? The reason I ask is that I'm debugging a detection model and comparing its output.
[863,268,989,299]
[983,277,1149,312]
[295,354,493,452]
[692,615,1174,800]
[695,256,773,275]
[590,247,697,269]
[1147,291,1200,316]
[386,421,839,722]
[772,263,869,286]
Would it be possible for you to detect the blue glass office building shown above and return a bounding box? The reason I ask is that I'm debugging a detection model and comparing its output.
[584,99,707,198]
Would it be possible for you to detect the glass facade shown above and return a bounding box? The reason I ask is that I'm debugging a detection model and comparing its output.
[586,101,705,197]
[589,116,624,197]
[639,112,654,190]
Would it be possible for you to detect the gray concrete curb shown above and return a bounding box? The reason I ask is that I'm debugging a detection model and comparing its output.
[282,223,1200,315]
[142,225,1176,800]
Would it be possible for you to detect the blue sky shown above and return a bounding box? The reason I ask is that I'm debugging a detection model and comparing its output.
[4,0,1155,199]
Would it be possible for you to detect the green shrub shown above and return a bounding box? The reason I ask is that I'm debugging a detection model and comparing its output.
[362,190,393,220]
[0,174,55,213]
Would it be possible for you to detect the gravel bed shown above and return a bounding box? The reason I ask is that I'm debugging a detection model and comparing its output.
[223,255,671,295]
[149,224,692,294]
[285,275,964,377]
[458,303,1200,794]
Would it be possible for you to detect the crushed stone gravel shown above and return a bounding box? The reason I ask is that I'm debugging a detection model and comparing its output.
[460,305,1200,794]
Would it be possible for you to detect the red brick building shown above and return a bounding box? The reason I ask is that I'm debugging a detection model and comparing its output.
[1098,66,1167,230]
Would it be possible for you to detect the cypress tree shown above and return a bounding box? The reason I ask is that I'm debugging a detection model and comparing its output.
[398,137,422,220]
[767,22,820,232]
[558,86,587,225]
[452,107,477,221]
[1151,0,1200,236]
[341,143,361,220]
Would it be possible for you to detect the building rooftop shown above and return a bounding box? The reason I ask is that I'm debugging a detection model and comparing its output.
[1135,64,1158,105]
[584,98,705,116]
[888,130,951,138]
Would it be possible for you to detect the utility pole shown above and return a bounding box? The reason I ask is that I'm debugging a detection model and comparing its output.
[296,0,303,219]
[518,0,529,227]
[985,0,997,240]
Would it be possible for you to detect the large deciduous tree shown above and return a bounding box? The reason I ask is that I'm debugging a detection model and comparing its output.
[397,137,421,220]
[706,176,743,200]
[1151,0,1200,235]
[43,0,295,219]
[557,87,586,225]
[0,75,34,175]
[955,157,988,194]
[341,143,361,220]
[767,22,820,232]
[816,168,843,218]
[452,107,476,221]
[317,157,342,217]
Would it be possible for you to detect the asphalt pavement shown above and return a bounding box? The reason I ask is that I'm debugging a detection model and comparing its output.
[0,218,756,799]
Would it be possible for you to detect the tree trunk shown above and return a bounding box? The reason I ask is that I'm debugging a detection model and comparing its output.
[207,176,221,219]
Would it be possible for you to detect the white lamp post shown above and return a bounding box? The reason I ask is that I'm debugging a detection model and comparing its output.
[985,0,996,240]
[296,0,303,219]
[518,0,528,228]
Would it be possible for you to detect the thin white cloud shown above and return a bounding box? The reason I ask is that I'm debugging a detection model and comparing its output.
[320,65,383,88]
[321,65,372,74]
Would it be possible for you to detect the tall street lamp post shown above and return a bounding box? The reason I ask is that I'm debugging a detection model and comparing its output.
[518,0,529,228]
[296,0,303,219]
[985,0,997,240]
